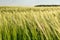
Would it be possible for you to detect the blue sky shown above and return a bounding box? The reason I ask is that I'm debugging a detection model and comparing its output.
[0,0,60,6]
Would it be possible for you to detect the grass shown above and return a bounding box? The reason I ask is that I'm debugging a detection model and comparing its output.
[0,7,60,40]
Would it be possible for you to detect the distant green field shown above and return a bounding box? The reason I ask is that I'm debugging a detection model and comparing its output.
[0,7,60,40]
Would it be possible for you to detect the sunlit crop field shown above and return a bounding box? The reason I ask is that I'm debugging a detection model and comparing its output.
[0,7,60,40]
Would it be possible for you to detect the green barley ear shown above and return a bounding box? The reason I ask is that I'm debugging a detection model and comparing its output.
[0,7,60,40]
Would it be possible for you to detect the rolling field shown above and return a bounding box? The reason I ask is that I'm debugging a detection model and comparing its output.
[0,7,60,40]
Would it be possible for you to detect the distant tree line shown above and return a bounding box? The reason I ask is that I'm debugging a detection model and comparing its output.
[35,5,60,7]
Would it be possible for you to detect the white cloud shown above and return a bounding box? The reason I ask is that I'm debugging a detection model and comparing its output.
[0,0,60,6]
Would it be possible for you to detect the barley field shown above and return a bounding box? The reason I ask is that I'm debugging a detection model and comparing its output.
[0,7,60,40]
